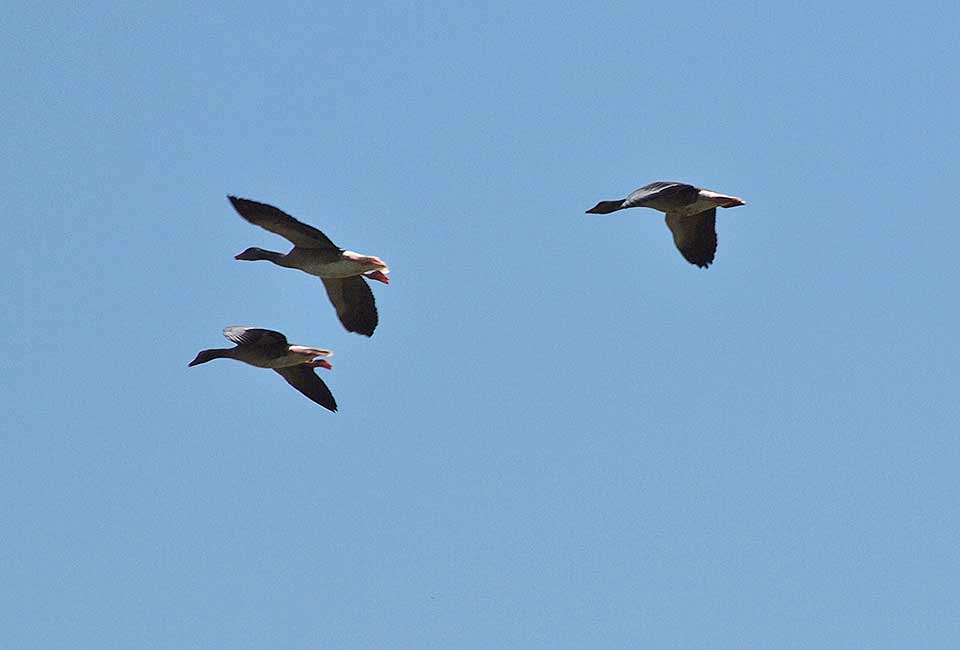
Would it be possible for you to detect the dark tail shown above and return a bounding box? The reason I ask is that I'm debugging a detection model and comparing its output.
[585,199,625,214]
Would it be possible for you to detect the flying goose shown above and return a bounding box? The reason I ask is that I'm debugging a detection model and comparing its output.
[188,326,338,412]
[586,181,745,268]
[228,196,389,336]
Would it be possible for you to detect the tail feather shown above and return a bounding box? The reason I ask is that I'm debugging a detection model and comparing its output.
[585,199,625,214]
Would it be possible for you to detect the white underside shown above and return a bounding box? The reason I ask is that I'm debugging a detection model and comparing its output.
[310,258,371,278]
[668,198,714,218]
[667,191,732,217]
[293,251,389,279]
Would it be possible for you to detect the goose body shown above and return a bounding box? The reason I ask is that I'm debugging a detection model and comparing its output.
[189,326,338,412]
[586,181,745,268]
[228,196,389,336]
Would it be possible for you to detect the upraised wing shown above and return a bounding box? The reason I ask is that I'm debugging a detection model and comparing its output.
[227,196,340,249]
[222,326,288,347]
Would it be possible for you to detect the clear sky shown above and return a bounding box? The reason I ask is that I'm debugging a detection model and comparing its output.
[3,2,959,648]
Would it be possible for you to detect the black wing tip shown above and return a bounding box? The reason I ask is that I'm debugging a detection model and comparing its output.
[339,308,377,337]
[227,195,270,215]
[343,326,375,336]
[678,246,716,268]
[276,368,339,412]
[305,391,338,412]
[226,195,249,214]
[314,382,339,413]
[335,277,379,336]
[680,251,716,268]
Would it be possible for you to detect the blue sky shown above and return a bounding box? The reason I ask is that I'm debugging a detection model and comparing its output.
[2,1,959,648]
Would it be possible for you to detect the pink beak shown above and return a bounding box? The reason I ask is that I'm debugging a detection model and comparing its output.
[720,197,746,208]
[365,270,390,284]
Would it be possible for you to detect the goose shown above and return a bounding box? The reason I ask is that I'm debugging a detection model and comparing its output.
[586,181,745,268]
[228,196,389,336]
[188,326,338,412]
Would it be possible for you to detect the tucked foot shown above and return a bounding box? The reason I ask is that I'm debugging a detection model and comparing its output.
[305,359,333,370]
[365,270,390,284]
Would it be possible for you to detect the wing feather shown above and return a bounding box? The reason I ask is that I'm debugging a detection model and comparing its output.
[228,196,339,249]
[274,366,338,412]
[623,182,699,209]
[664,208,717,268]
[222,326,289,347]
[321,276,379,337]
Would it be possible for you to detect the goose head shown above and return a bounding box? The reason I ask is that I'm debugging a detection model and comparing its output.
[234,247,280,261]
[188,349,230,367]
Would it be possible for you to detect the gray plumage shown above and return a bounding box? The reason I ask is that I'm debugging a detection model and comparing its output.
[228,196,388,336]
[586,181,744,268]
[189,326,337,412]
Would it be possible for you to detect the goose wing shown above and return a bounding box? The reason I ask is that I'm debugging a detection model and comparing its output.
[321,276,379,337]
[222,326,288,347]
[622,181,699,209]
[664,208,717,268]
[274,366,338,412]
[227,196,339,249]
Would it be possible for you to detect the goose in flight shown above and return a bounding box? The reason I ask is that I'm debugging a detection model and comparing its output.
[228,196,389,336]
[188,326,338,412]
[586,181,745,268]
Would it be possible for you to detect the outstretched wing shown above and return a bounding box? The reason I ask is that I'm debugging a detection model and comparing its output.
[222,326,288,347]
[321,276,379,337]
[665,208,717,268]
[274,366,338,412]
[227,196,340,249]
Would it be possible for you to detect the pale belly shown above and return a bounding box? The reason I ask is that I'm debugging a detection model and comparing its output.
[668,197,718,218]
[311,258,370,278]
[282,250,368,278]
[248,351,315,369]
